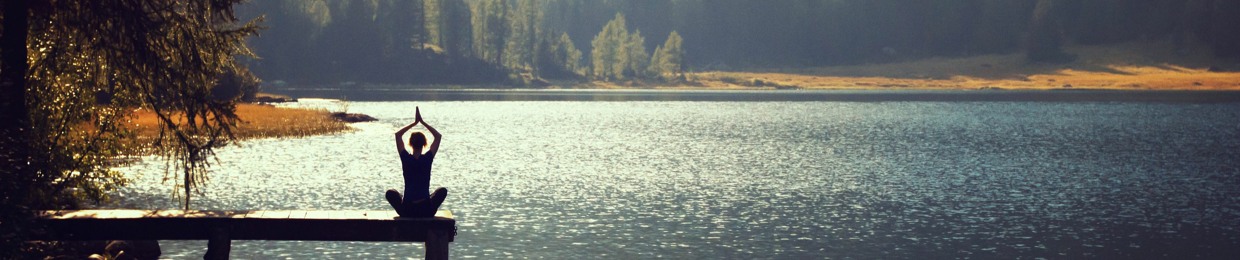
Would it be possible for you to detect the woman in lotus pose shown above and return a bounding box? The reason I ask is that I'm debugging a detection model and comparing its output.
[386,107,448,217]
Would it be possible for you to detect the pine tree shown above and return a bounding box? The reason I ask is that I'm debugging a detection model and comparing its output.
[592,13,629,80]
[626,29,649,79]
[503,0,539,73]
[650,31,685,81]
[649,45,666,78]
[552,32,584,76]
[470,0,506,64]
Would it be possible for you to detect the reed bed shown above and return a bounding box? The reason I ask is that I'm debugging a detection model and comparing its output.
[124,104,350,154]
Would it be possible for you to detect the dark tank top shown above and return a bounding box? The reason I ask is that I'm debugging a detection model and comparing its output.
[399,151,435,201]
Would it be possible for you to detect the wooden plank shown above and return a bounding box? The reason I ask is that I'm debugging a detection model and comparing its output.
[105,210,144,219]
[180,210,244,218]
[247,210,272,219]
[256,210,291,219]
[38,210,446,220]
[33,209,456,243]
[33,208,460,260]
[326,210,350,220]
[324,211,344,220]
[74,209,110,218]
[304,211,332,220]
[58,210,96,219]
[146,210,187,218]
[328,211,357,220]
[332,211,375,220]
[36,210,58,219]
[365,210,398,220]
[434,210,454,219]
[39,210,66,219]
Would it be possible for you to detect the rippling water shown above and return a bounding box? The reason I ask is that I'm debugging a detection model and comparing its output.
[110,97,1240,258]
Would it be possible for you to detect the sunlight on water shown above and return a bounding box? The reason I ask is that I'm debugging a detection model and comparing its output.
[110,101,1240,258]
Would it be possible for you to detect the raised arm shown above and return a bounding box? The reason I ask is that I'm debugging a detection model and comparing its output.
[395,118,420,156]
[423,116,443,155]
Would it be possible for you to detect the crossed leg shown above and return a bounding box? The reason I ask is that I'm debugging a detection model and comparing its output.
[386,187,449,218]
[385,189,413,217]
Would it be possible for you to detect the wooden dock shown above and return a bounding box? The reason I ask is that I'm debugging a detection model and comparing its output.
[32,209,457,260]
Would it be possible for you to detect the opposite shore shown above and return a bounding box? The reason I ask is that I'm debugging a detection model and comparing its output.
[276,42,1240,92]
[188,42,1240,142]
[576,43,1240,91]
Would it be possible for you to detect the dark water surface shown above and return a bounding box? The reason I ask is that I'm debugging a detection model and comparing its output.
[110,91,1240,259]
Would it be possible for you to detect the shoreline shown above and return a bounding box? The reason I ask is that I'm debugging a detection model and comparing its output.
[266,62,1240,94]
[682,66,1240,91]
[270,42,1240,92]
[685,42,1240,91]
[267,88,1240,103]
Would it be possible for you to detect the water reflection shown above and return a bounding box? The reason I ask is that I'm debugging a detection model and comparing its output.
[111,101,1240,258]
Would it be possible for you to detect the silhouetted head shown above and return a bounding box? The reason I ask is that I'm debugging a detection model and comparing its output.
[410,132,428,155]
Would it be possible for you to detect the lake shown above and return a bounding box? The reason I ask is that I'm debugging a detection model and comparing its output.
[109,90,1240,259]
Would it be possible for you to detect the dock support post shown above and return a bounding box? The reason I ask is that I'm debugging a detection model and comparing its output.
[205,227,231,260]
[425,228,449,260]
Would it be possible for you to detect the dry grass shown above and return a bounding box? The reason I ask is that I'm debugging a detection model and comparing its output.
[564,79,739,90]
[687,41,1240,90]
[231,104,351,139]
[126,104,350,148]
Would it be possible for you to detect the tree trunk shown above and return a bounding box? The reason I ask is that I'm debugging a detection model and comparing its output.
[1,0,31,180]
[1,0,29,129]
[184,170,192,211]
[0,0,32,245]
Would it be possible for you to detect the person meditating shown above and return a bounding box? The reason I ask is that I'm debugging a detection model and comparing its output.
[386,107,448,218]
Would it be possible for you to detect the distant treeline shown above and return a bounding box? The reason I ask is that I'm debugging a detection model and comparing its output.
[239,0,1240,85]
